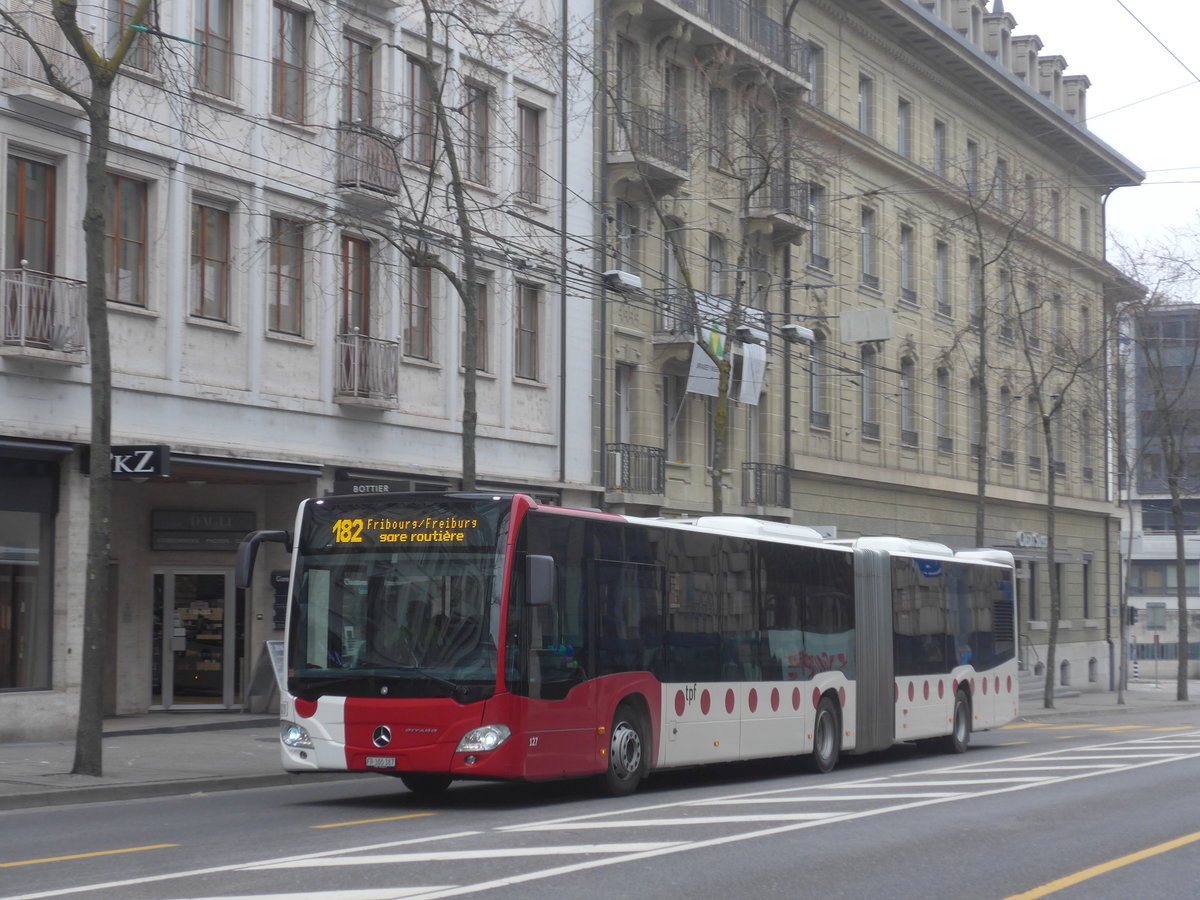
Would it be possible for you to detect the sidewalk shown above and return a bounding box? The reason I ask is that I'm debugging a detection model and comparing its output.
[2,683,1199,812]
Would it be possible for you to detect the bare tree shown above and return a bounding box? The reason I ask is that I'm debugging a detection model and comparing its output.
[0,0,154,775]
[1112,240,1200,701]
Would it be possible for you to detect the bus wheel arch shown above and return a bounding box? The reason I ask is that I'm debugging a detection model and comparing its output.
[602,697,650,796]
[808,691,842,773]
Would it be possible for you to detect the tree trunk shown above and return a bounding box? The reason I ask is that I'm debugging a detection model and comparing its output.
[73,88,115,776]
[1041,412,1059,710]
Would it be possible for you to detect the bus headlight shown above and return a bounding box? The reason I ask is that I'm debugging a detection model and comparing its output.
[456,724,511,753]
[281,721,314,749]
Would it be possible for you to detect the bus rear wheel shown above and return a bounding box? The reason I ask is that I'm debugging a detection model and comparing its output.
[400,773,452,794]
[603,702,647,796]
[808,695,841,773]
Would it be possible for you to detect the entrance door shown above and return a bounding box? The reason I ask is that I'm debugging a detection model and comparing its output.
[152,570,239,708]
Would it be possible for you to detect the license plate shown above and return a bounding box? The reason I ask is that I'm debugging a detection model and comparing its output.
[365,756,396,769]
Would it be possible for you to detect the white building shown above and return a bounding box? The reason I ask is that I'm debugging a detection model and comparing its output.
[0,0,595,738]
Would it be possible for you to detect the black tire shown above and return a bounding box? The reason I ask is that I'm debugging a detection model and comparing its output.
[938,690,971,754]
[400,772,452,794]
[808,695,841,773]
[602,702,648,796]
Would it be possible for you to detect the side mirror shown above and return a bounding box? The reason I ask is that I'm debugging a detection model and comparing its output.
[236,530,292,589]
[526,554,556,607]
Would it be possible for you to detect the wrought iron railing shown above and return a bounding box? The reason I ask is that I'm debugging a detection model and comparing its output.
[746,171,811,221]
[606,443,665,494]
[669,0,813,75]
[336,123,402,195]
[1,267,88,355]
[335,331,399,401]
[742,461,790,507]
[610,105,689,172]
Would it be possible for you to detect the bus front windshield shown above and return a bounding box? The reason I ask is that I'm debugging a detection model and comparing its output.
[287,497,509,703]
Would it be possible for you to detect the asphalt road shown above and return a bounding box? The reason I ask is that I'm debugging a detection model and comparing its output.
[4,708,1200,900]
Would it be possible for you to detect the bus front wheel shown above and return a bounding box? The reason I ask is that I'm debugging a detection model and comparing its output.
[400,773,452,794]
[808,695,841,773]
[603,702,647,796]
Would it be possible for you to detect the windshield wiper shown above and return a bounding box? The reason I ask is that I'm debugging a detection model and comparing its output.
[390,666,469,701]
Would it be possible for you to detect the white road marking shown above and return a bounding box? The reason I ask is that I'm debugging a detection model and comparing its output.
[246,843,686,867]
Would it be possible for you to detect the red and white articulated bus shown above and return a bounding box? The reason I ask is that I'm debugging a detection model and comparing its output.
[237,492,1017,795]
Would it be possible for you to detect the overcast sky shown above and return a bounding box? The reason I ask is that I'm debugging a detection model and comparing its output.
[1007,1,1200,250]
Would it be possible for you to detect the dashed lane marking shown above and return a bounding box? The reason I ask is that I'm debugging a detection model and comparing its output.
[0,845,178,869]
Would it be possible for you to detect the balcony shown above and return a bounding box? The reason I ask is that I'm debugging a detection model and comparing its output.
[608,105,689,192]
[0,268,88,364]
[334,331,398,406]
[336,123,401,199]
[742,462,790,508]
[656,0,812,84]
[606,443,665,495]
[744,172,811,244]
[0,6,89,111]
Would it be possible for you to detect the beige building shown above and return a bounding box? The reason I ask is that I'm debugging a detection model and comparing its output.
[596,0,1142,688]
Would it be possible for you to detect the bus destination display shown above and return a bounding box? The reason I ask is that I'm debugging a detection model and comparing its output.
[331,515,481,545]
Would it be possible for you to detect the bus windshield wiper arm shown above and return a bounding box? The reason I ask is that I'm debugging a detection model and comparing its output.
[389,666,469,700]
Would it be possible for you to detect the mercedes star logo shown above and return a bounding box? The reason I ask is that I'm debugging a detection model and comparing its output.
[372,725,392,748]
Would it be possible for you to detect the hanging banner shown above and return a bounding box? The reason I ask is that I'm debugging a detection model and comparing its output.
[738,342,767,405]
[686,343,720,397]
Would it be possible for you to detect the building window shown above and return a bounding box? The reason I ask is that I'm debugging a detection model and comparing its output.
[860,344,879,439]
[463,83,490,185]
[267,216,303,335]
[664,374,686,461]
[935,241,950,316]
[805,43,825,109]
[1080,410,1093,479]
[195,0,233,97]
[999,386,1014,464]
[406,56,435,163]
[109,0,153,70]
[462,275,489,372]
[968,378,981,458]
[857,74,874,135]
[708,87,729,168]
[965,139,978,190]
[899,224,915,302]
[860,207,878,288]
[106,174,147,307]
[1050,190,1062,239]
[708,234,726,296]
[271,4,305,121]
[810,332,830,429]
[614,200,639,271]
[897,97,912,158]
[0,461,55,691]
[342,35,373,124]
[998,269,1013,339]
[1027,397,1041,470]
[1079,205,1091,254]
[1052,294,1065,357]
[809,182,828,269]
[1024,173,1037,221]
[932,119,946,175]
[935,367,951,452]
[515,282,540,380]
[994,157,1008,208]
[968,255,981,325]
[5,156,55,271]
[341,236,370,334]
[900,357,917,446]
[517,103,542,204]
[406,265,432,360]
[190,202,230,321]
[1026,281,1041,350]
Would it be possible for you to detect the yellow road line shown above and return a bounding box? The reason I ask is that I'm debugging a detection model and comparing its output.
[996,741,1030,747]
[312,812,436,829]
[0,844,178,868]
[1001,723,1051,730]
[1093,725,1144,732]
[1005,830,1200,899]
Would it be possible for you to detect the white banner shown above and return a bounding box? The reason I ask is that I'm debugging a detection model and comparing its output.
[686,343,720,397]
[738,342,766,405]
